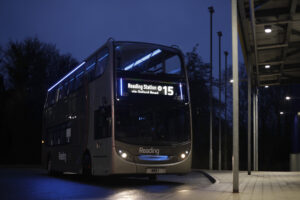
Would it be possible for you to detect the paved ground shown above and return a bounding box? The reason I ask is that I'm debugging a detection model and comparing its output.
[207,170,300,200]
[1,168,300,200]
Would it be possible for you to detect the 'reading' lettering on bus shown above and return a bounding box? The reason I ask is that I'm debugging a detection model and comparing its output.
[139,147,160,155]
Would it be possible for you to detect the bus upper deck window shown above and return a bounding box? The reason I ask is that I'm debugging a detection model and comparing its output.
[165,56,181,74]
[95,50,109,78]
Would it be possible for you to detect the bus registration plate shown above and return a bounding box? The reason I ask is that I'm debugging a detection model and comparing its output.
[146,168,166,174]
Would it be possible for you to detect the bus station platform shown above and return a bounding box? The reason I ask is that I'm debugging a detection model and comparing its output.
[200,170,300,200]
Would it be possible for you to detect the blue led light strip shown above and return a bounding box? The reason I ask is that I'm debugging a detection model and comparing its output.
[98,53,108,62]
[138,155,169,161]
[124,49,162,71]
[169,68,180,74]
[86,63,95,71]
[179,83,183,100]
[76,71,84,78]
[120,78,123,96]
[48,61,86,92]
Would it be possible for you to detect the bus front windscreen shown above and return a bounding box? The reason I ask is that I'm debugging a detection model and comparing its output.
[114,42,190,146]
[115,104,191,145]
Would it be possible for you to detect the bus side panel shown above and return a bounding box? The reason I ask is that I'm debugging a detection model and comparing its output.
[111,149,137,174]
[87,54,113,176]
[43,88,87,173]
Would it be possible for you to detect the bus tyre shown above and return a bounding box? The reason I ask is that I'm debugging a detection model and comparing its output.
[149,174,157,181]
[82,153,92,177]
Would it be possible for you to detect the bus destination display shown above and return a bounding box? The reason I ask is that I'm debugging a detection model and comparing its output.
[127,82,174,96]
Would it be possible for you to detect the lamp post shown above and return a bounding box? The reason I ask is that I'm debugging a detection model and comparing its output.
[217,31,223,171]
[208,6,214,170]
[224,51,228,170]
[232,0,239,192]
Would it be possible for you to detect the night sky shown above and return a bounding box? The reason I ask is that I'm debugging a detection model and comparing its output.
[0,0,244,78]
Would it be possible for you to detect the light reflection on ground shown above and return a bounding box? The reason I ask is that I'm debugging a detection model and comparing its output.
[0,168,211,200]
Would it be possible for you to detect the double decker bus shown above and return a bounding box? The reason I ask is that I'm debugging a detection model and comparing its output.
[42,39,192,179]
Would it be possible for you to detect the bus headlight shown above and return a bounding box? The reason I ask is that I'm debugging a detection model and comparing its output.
[180,150,189,160]
[180,153,186,159]
[117,149,131,161]
[121,152,127,159]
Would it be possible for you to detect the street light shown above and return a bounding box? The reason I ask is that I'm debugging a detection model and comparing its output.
[285,96,291,100]
[280,111,284,115]
[224,50,228,170]
[208,6,214,171]
[217,31,222,171]
[265,65,270,69]
[265,85,269,88]
[230,79,234,83]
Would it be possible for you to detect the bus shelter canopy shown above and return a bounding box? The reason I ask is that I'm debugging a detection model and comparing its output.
[238,0,300,86]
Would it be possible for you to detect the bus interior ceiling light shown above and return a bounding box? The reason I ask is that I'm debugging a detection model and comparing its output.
[264,25,272,33]
[48,61,86,92]
[124,49,162,71]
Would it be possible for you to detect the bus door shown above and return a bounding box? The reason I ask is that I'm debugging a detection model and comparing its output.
[92,105,111,174]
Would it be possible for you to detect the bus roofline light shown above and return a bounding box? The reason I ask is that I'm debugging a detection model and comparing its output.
[48,61,86,92]
[76,71,84,78]
[124,49,162,71]
[179,83,183,100]
[98,53,108,62]
[86,62,96,71]
[120,78,123,96]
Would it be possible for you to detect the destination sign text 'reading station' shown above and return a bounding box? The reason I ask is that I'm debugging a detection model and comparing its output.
[127,83,174,96]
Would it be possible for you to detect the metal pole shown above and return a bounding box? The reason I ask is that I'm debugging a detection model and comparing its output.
[224,51,228,170]
[255,88,259,171]
[208,6,214,170]
[253,89,256,170]
[248,62,252,175]
[232,0,239,193]
[218,31,223,171]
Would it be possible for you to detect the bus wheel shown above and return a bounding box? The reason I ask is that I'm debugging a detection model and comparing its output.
[148,174,157,181]
[82,153,92,177]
